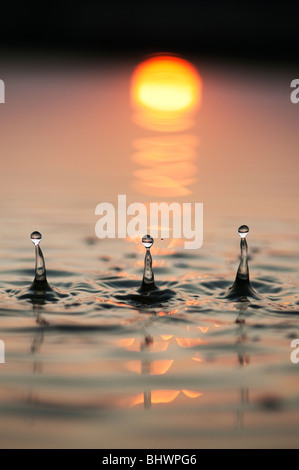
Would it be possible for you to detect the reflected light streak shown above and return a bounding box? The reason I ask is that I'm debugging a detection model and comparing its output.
[176,337,203,348]
[128,390,181,407]
[132,134,199,197]
[115,331,207,409]
[182,390,203,399]
[130,53,202,203]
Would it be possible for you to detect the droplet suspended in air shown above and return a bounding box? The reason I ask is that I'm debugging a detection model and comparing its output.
[30,231,42,245]
[238,225,249,239]
[142,234,154,249]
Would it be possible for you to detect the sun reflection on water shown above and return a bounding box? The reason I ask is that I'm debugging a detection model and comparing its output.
[130,54,202,200]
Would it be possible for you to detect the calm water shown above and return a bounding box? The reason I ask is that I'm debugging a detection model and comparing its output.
[0,57,299,448]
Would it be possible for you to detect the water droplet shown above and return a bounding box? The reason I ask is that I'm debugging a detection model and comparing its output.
[142,234,154,249]
[225,225,259,300]
[31,231,42,246]
[141,235,155,291]
[30,231,48,287]
[238,225,249,238]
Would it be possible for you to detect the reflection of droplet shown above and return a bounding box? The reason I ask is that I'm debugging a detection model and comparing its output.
[238,225,249,238]
[30,231,42,246]
[142,234,154,248]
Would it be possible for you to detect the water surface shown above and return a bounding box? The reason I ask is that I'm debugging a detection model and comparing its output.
[0,58,298,448]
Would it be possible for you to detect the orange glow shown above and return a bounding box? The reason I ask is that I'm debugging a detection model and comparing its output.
[116,338,135,348]
[126,361,142,374]
[151,390,180,404]
[198,326,209,334]
[161,335,173,341]
[132,135,199,196]
[126,393,144,408]
[130,55,201,198]
[176,337,202,348]
[158,309,178,317]
[128,390,180,407]
[151,360,174,375]
[191,356,203,362]
[186,299,201,306]
[131,55,201,113]
[182,390,202,399]
[131,54,201,132]
[149,341,169,353]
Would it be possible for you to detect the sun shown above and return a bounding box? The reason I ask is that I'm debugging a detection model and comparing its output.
[131,54,201,113]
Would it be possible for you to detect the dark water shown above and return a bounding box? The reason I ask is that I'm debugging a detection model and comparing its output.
[0,218,299,449]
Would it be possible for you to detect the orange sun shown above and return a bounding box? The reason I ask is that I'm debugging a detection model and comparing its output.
[131,54,201,113]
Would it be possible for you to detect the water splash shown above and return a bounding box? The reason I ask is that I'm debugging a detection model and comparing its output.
[226,225,259,300]
[114,234,175,306]
[30,231,51,292]
[141,234,156,292]
[16,231,68,303]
